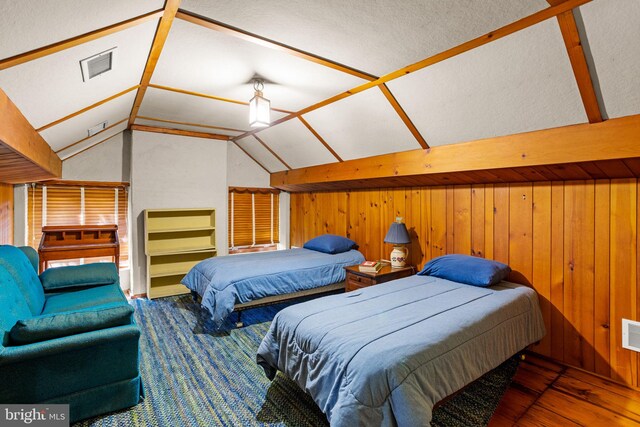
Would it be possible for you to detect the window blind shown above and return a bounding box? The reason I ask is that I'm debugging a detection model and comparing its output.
[229,188,279,249]
[27,182,129,268]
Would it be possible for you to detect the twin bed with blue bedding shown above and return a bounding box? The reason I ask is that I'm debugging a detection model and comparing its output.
[182,246,364,325]
[257,257,546,426]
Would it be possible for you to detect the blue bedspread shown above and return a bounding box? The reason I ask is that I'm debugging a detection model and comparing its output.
[257,275,545,426]
[181,248,364,324]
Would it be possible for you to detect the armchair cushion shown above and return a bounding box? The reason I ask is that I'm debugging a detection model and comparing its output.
[40,263,119,291]
[0,245,45,315]
[42,283,126,315]
[9,303,134,345]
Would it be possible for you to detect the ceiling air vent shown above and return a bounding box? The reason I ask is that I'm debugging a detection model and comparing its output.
[87,121,108,137]
[80,47,117,82]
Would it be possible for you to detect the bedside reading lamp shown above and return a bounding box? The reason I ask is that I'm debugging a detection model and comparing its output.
[384,217,411,268]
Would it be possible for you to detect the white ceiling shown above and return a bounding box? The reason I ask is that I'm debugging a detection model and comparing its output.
[387,19,586,146]
[57,121,129,160]
[0,0,638,176]
[0,0,163,59]
[0,19,157,128]
[257,119,337,168]
[302,88,419,160]
[151,19,366,112]
[235,136,288,173]
[180,0,547,76]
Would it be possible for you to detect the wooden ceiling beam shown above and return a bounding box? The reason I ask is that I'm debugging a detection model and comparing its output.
[136,116,245,133]
[0,10,163,70]
[298,116,343,162]
[271,114,640,191]
[175,10,377,82]
[232,142,270,174]
[148,84,294,114]
[547,0,602,123]
[252,135,292,170]
[378,84,429,149]
[233,0,592,142]
[131,124,229,140]
[0,89,61,183]
[55,117,128,154]
[36,85,138,132]
[127,0,182,127]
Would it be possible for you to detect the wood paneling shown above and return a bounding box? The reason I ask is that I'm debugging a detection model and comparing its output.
[290,179,640,386]
[271,114,640,192]
[0,89,61,183]
[0,183,13,244]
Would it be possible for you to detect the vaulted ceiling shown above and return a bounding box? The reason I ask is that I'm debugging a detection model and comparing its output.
[0,0,638,173]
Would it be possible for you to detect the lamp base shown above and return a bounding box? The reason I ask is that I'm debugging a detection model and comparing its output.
[390,245,408,268]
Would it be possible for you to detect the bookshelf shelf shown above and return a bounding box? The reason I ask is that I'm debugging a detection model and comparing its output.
[144,208,216,299]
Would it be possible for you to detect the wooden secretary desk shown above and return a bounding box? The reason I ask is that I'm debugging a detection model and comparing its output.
[38,224,119,272]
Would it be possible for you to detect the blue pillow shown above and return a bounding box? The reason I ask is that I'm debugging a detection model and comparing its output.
[303,234,357,255]
[10,303,134,344]
[418,254,511,287]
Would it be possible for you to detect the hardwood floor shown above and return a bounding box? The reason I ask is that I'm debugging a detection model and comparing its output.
[489,353,640,426]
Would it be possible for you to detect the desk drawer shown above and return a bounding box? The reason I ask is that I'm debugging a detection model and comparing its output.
[347,273,374,286]
[346,278,370,292]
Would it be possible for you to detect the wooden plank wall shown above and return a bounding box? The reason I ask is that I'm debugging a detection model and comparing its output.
[0,183,13,244]
[289,179,640,387]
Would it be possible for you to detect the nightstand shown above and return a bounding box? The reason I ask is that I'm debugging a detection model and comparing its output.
[344,264,415,292]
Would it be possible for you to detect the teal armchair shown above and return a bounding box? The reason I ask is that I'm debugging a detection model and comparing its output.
[0,245,143,423]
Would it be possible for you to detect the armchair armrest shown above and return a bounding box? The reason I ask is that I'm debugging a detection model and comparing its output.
[40,263,119,291]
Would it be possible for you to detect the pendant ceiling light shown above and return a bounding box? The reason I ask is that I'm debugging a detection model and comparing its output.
[249,79,270,128]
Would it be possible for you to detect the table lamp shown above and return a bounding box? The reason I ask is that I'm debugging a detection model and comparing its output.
[384,217,411,268]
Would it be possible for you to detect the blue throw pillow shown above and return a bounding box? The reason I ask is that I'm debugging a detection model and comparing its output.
[303,234,357,255]
[40,263,119,290]
[9,303,134,345]
[418,254,511,287]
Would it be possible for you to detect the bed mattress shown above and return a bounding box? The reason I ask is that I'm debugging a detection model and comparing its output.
[257,275,546,426]
[182,248,364,324]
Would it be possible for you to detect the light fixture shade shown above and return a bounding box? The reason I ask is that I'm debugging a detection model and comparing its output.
[249,93,270,127]
[384,219,411,245]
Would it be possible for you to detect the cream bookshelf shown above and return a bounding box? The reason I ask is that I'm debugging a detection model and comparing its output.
[144,208,216,299]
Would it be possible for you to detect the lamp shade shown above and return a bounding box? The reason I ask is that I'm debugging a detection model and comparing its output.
[384,221,411,245]
[249,93,270,127]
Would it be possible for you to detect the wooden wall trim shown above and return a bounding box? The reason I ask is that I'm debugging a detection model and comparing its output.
[130,124,229,140]
[233,0,592,142]
[0,89,62,183]
[271,114,640,191]
[0,183,14,245]
[0,10,163,71]
[127,0,182,127]
[60,133,122,162]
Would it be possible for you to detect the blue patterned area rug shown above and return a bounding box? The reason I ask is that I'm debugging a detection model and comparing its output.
[74,295,519,427]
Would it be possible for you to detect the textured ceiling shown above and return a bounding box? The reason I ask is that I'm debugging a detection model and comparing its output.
[0,0,637,170]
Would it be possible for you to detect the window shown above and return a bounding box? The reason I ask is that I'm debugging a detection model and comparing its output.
[27,181,129,268]
[228,187,279,253]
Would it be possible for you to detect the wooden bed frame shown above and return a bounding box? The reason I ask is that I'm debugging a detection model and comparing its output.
[192,281,346,327]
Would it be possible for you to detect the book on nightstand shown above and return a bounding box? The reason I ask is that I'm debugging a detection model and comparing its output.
[359,260,383,273]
